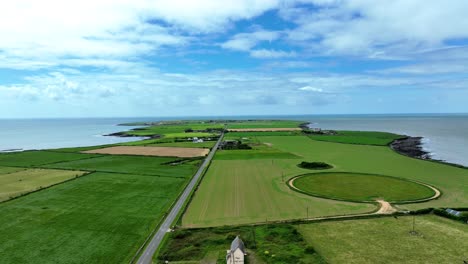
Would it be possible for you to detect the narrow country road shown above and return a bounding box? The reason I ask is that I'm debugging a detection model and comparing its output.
[135,133,224,264]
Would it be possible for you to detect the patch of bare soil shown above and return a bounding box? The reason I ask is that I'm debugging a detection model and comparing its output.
[83,146,209,158]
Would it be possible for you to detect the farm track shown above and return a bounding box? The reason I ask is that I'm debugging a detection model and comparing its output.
[287,177,443,221]
[135,133,224,264]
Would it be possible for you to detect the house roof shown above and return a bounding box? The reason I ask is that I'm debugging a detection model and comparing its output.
[230,236,246,254]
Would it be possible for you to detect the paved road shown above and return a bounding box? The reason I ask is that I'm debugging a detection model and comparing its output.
[136,133,224,264]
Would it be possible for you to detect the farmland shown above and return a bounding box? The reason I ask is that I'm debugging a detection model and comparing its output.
[291,172,436,203]
[182,159,374,227]
[183,132,468,227]
[0,168,86,202]
[298,215,468,264]
[83,145,209,158]
[0,142,201,262]
[307,130,404,146]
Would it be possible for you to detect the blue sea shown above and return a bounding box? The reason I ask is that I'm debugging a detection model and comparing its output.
[0,114,467,166]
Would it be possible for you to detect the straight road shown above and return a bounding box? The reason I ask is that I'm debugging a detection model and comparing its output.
[135,133,224,264]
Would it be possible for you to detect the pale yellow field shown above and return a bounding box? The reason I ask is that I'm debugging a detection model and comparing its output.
[0,168,86,202]
[83,145,209,157]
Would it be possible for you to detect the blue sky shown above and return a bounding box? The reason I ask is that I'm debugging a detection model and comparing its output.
[1,0,468,118]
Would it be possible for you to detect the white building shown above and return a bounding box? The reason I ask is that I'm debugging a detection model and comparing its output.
[226,236,246,264]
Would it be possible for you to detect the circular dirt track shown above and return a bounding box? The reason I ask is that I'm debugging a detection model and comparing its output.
[289,172,439,203]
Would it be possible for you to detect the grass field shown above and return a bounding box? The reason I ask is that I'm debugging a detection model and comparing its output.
[123,122,223,137]
[184,134,468,227]
[182,159,375,227]
[298,215,468,263]
[226,120,303,129]
[0,150,99,167]
[0,172,189,263]
[0,166,25,174]
[307,131,403,146]
[292,172,435,202]
[43,155,199,177]
[0,168,86,202]
[158,224,325,264]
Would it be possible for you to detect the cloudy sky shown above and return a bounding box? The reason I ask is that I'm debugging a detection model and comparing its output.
[1,0,468,118]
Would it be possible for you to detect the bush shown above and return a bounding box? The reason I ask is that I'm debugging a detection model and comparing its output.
[298,161,333,170]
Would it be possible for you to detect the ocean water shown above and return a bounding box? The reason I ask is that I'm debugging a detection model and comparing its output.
[0,114,466,166]
[303,114,468,167]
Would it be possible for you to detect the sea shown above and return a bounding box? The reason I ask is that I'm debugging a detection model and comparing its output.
[0,114,467,167]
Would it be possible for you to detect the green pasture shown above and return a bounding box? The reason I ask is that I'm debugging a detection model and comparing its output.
[298,215,468,264]
[123,122,223,137]
[0,166,25,174]
[43,155,200,178]
[0,172,189,263]
[158,224,325,264]
[0,168,86,202]
[307,130,403,146]
[292,172,435,202]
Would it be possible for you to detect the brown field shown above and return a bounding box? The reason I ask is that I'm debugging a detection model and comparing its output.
[227,128,302,132]
[83,146,209,158]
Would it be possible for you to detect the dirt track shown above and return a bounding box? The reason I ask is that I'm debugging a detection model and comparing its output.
[227,128,302,132]
[83,146,209,158]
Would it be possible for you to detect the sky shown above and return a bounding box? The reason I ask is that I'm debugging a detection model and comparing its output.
[1,0,468,118]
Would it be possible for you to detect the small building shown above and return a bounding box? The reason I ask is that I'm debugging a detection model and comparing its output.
[226,236,246,264]
[446,208,462,217]
[192,137,204,143]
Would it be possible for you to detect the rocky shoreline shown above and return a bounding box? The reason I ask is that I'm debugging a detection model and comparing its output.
[390,136,431,160]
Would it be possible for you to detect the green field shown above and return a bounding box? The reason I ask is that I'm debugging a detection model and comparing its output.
[158,224,325,264]
[182,159,374,227]
[0,150,99,167]
[123,121,223,137]
[292,172,435,202]
[184,134,468,227]
[226,120,303,129]
[298,215,468,263]
[307,130,403,146]
[146,141,215,148]
[0,168,86,202]
[0,172,189,263]
[44,155,200,177]
[0,143,202,263]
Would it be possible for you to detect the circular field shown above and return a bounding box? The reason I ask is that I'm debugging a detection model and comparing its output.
[291,172,436,203]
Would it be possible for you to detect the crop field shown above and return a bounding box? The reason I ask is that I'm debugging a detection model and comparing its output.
[184,133,468,227]
[0,143,201,263]
[0,172,189,263]
[0,168,86,202]
[83,146,209,158]
[43,155,199,177]
[298,215,468,263]
[307,131,403,146]
[291,172,435,202]
[182,159,374,227]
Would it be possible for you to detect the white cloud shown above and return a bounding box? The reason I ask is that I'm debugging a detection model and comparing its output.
[283,0,468,57]
[250,49,296,58]
[221,29,280,51]
[299,86,322,92]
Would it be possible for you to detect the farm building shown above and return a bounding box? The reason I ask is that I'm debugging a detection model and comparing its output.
[226,236,246,264]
